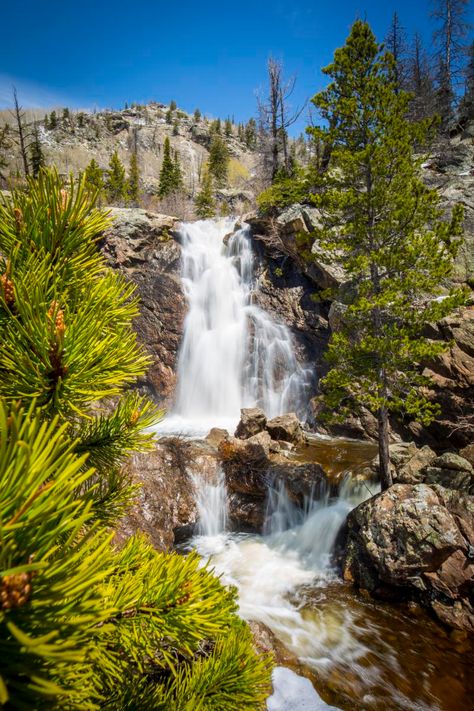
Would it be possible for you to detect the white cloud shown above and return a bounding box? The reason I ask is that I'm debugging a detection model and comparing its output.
[0,74,84,110]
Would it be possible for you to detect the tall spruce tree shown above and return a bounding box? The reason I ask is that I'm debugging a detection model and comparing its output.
[158,136,181,197]
[84,158,105,203]
[30,123,45,178]
[307,20,465,490]
[0,169,272,709]
[106,150,127,204]
[208,135,229,187]
[128,151,140,205]
[195,169,216,218]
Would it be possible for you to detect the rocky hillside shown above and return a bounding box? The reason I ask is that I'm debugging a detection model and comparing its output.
[0,102,258,210]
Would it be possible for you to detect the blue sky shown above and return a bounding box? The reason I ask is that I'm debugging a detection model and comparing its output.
[1,0,472,132]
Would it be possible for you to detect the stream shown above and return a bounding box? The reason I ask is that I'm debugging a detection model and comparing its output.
[156,219,474,710]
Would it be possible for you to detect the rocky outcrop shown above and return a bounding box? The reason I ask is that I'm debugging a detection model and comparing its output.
[115,438,219,550]
[343,483,474,631]
[219,413,327,530]
[101,208,185,405]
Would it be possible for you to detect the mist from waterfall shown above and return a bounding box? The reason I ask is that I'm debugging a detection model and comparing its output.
[162,218,311,435]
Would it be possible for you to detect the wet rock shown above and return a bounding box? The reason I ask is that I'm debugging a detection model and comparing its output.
[249,621,301,668]
[343,483,474,631]
[269,462,328,506]
[220,433,272,497]
[266,413,305,444]
[115,439,218,550]
[228,492,266,531]
[460,444,474,468]
[234,407,267,439]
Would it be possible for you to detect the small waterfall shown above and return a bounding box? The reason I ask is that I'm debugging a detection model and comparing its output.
[193,469,228,537]
[169,218,310,433]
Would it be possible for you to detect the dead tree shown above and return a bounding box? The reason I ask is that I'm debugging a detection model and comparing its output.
[11,88,30,178]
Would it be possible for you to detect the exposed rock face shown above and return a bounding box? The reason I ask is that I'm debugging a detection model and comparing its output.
[343,483,474,631]
[101,208,185,405]
[115,438,219,550]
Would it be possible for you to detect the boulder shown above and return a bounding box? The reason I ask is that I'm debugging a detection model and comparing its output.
[269,462,328,505]
[228,492,267,532]
[266,413,305,444]
[205,427,229,448]
[432,452,473,473]
[219,433,272,498]
[394,445,437,484]
[460,444,474,468]
[343,483,474,631]
[235,407,267,439]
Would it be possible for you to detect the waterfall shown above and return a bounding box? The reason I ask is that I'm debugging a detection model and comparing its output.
[192,469,228,537]
[163,218,310,435]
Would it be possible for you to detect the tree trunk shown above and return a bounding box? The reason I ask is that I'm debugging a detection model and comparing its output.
[377,405,392,490]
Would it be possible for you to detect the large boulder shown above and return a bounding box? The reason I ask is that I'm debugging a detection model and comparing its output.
[343,483,474,631]
[235,407,267,439]
[266,413,305,444]
[101,208,185,406]
[423,453,474,493]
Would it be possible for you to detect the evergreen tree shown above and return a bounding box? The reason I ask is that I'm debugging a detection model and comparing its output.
[158,136,181,197]
[195,169,216,218]
[307,20,465,490]
[106,150,127,204]
[166,108,173,124]
[30,123,45,178]
[245,118,257,149]
[194,107,202,121]
[225,117,233,137]
[208,134,229,187]
[84,158,104,202]
[169,99,177,111]
[0,170,272,709]
[49,110,58,129]
[407,33,436,121]
[128,151,140,204]
[77,112,86,128]
[173,119,179,136]
[238,123,245,142]
[62,107,70,123]
[172,150,184,192]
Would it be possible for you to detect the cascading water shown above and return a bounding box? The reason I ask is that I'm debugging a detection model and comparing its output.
[159,218,311,435]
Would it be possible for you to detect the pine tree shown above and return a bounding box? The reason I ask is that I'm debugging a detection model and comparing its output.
[84,158,104,203]
[11,88,30,178]
[225,117,233,137]
[195,169,216,218]
[407,33,437,122]
[30,123,45,178]
[194,107,202,121]
[208,134,229,187]
[158,136,180,197]
[385,12,408,92]
[0,170,272,709]
[307,20,465,490]
[128,151,140,205]
[245,118,257,149]
[172,150,184,192]
[170,99,177,111]
[173,119,179,136]
[106,150,127,204]
[49,110,58,129]
[62,107,70,123]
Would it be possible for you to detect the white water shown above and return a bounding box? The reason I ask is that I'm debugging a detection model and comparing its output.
[157,218,311,436]
[190,473,379,709]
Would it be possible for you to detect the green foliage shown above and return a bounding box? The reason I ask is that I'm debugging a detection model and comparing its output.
[256,166,308,214]
[306,20,466,435]
[48,111,58,130]
[128,152,140,205]
[106,151,127,204]
[0,170,272,708]
[170,100,177,112]
[173,119,179,136]
[30,124,45,179]
[84,158,104,201]
[208,135,229,187]
[195,170,216,218]
[245,118,257,150]
[158,138,182,197]
[194,108,202,122]
[62,107,70,123]
[224,118,233,137]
